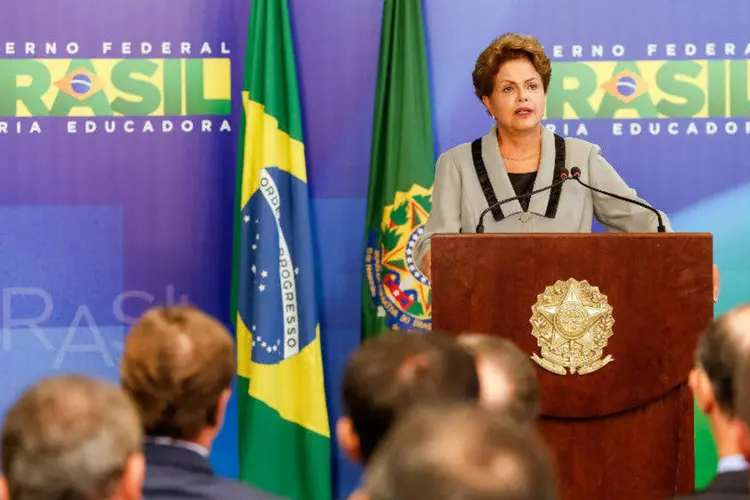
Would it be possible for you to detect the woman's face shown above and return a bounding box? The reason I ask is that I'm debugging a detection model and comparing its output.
[482,57,546,135]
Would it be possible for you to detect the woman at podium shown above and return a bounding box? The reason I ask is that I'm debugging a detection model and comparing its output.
[414,33,671,277]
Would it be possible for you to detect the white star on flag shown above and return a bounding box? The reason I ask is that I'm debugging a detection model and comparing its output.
[252,325,256,331]
[294,267,299,275]
[251,265,256,274]
[258,284,265,292]
[256,234,260,240]
[243,215,250,223]
[261,270,268,278]
[252,244,257,250]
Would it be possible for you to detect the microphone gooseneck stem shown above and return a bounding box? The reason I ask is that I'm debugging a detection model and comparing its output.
[572,176,666,233]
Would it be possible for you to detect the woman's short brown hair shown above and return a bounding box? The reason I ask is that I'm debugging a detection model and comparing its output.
[472,33,552,99]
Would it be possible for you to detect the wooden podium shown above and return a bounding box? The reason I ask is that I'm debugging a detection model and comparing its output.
[431,233,713,500]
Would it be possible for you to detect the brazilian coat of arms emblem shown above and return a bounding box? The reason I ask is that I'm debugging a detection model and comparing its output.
[530,278,615,375]
[365,185,433,330]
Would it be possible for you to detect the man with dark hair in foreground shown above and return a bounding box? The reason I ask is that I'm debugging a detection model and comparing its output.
[337,330,480,465]
[677,305,750,499]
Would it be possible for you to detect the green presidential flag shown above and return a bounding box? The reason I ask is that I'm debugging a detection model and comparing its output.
[362,0,436,339]
[231,0,330,498]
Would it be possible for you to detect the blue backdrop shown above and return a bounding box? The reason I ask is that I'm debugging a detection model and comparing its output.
[1,1,749,498]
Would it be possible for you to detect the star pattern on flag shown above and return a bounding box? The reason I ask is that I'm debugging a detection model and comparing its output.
[241,177,315,367]
[249,333,282,357]
[256,257,269,293]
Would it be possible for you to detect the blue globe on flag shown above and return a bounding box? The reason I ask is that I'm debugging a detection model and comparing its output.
[70,74,93,96]
[237,167,318,365]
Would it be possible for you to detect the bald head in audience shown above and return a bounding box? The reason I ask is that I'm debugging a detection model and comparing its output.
[459,334,540,424]
[338,330,480,465]
[364,404,556,500]
[0,375,144,500]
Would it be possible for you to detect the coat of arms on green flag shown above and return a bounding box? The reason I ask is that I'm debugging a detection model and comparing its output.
[362,0,436,338]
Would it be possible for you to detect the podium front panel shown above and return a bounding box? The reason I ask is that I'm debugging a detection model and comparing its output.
[431,233,712,499]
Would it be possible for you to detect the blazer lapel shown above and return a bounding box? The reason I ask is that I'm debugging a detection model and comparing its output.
[481,125,523,218]
[527,127,558,217]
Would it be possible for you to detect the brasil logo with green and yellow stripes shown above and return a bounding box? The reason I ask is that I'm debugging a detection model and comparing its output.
[545,58,750,137]
[0,53,231,134]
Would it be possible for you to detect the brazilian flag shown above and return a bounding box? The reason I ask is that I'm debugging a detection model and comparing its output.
[231,0,330,498]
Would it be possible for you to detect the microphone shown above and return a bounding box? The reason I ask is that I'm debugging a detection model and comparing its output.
[569,166,666,233]
[476,168,570,233]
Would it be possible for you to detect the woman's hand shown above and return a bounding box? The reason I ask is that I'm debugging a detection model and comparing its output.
[713,263,720,303]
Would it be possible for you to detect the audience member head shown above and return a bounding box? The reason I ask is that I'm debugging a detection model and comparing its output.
[726,305,750,459]
[1,375,144,500]
[459,334,540,423]
[365,404,556,500]
[691,304,750,460]
[337,330,479,464]
[691,305,750,419]
[121,306,235,448]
